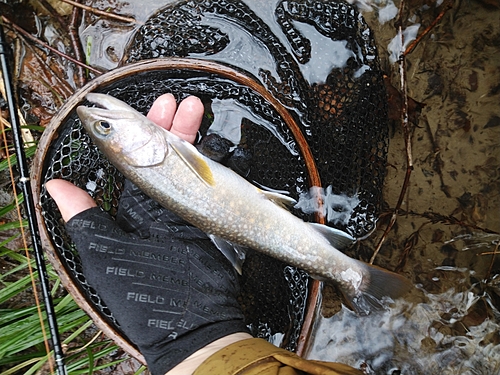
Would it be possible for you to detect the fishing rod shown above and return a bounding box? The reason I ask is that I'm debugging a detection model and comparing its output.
[0,23,67,375]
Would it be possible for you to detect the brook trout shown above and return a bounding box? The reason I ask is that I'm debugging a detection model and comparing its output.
[76,93,410,313]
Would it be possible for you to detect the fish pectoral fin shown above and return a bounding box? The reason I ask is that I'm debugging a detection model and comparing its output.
[309,223,356,250]
[260,190,297,210]
[170,139,216,187]
[208,235,247,275]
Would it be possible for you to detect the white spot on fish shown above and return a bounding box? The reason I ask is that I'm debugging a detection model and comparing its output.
[340,268,362,290]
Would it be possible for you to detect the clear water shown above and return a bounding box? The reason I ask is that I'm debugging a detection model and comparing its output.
[306,2,500,374]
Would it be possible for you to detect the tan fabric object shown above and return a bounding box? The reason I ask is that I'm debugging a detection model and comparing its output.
[166,333,253,375]
[193,338,363,375]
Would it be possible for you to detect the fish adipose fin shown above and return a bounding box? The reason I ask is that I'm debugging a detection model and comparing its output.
[260,190,297,210]
[169,139,215,187]
[309,223,356,250]
[343,262,412,315]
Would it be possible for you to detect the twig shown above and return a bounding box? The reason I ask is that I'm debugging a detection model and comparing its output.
[388,207,499,272]
[18,39,74,103]
[68,0,86,86]
[404,0,453,56]
[66,328,104,355]
[371,0,413,265]
[38,0,68,33]
[60,0,141,25]
[1,16,103,75]
[37,0,86,86]
[395,226,423,273]
[486,239,499,280]
[482,242,500,281]
[408,210,499,235]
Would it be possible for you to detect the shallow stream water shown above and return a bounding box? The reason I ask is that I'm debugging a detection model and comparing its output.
[10,0,500,374]
[306,2,500,374]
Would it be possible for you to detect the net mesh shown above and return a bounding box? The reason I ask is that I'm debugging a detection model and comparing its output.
[38,0,388,354]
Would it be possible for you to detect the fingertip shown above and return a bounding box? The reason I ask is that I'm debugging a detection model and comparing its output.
[46,179,97,222]
[171,96,204,144]
[147,93,177,130]
[45,179,73,198]
[179,95,204,112]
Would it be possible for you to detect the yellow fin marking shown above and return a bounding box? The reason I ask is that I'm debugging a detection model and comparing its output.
[170,139,215,187]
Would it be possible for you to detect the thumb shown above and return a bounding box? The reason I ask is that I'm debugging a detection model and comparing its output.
[45,179,97,222]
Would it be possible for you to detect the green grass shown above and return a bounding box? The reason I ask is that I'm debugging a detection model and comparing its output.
[0,157,143,374]
[0,213,138,374]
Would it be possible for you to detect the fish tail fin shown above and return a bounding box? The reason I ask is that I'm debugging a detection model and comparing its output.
[342,262,412,315]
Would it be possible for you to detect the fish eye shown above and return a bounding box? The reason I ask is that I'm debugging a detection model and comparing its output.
[95,120,112,135]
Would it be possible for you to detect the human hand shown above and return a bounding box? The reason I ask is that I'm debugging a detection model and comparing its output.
[45,94,248,375]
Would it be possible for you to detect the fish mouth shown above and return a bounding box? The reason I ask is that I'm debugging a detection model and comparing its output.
[75,105,93,123]
[76,93,136,130]
[84,93,134,111]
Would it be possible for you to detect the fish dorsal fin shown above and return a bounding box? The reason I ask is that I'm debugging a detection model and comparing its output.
[309,223,356,250]
[260,190,297,210]
[169,138,215,187]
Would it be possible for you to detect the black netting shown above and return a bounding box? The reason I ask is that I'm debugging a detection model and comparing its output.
[39,70,312,351]
[39,0,388,355]
[123,0,388,238]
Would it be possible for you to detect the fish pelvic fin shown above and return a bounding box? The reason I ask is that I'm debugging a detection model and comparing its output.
[260,190,297,210]
[341,262,412,315]
[170,139,215,187]
[208,235,247,275]
[309,223,356,250]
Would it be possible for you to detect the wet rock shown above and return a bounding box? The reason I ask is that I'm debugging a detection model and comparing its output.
[196,133,233,162]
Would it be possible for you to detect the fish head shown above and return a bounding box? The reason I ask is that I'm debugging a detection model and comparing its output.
[77,93,168,167]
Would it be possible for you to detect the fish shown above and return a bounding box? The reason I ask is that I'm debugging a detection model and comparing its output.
[76,93,411,314]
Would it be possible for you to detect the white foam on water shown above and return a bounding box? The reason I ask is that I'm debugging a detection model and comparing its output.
[388,23,421,63]
[295,186,360,227]
[307,273,500,374]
